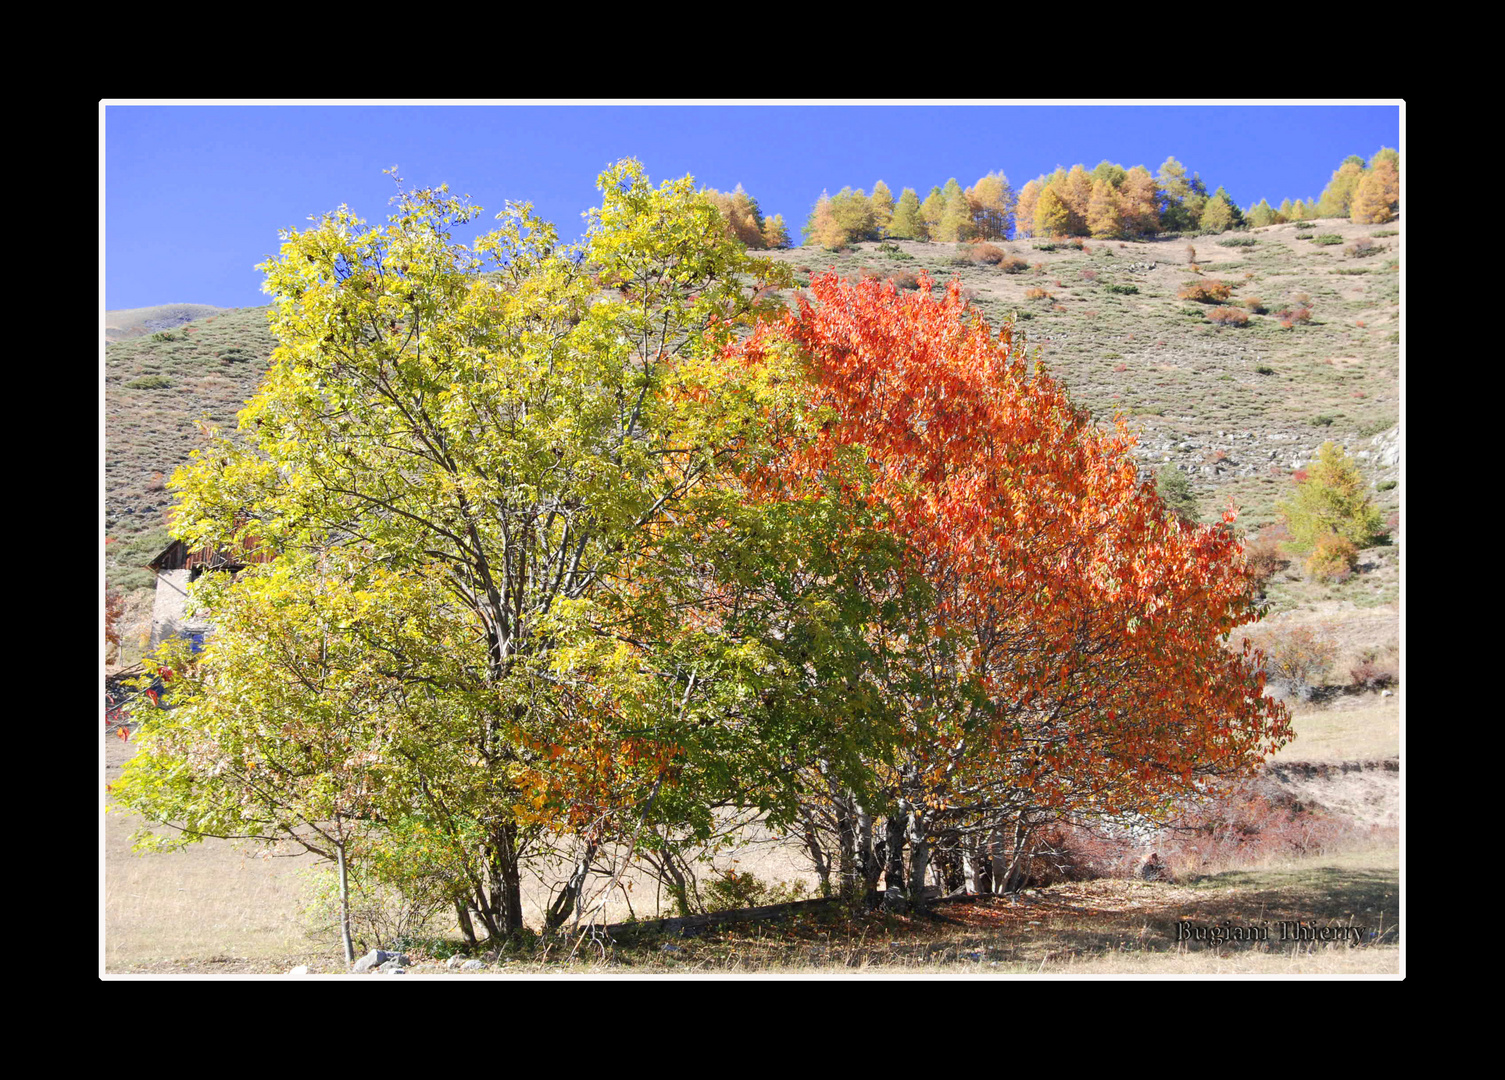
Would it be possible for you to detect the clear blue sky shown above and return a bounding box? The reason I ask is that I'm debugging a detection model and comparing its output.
[103,102,1402,311]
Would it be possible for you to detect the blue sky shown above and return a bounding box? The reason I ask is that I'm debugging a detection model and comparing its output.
[103,102,1402,311]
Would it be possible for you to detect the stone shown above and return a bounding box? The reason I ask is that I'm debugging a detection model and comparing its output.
[882,887,908,914]
[461,959,485,970]
[287,965,310,976]
[351,949,389,973]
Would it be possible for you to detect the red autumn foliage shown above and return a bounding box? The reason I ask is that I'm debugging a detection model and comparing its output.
[730,272,1290,825]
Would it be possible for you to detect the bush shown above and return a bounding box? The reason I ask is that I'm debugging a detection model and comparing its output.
[125,375,173,390]
[1244,524,1291,591]
[1024,287,1052,301]
[999,255,1029,274]
[1370,229,1398,238]
[1277,305,1313,324]
[1257,625,1337,699]
[1244,297,1268,314]
[1306,532,1358,583]
[1105,283,1138,295]
[1165,775,1378,871]
[1312,234,1343,246]
[702,869,808,912]
[1155,466,1198,522]
[1178,279,1232,303]
[301,843,460,955]
[1218,236,1257,247]
[1294,221,1316,230]
[891,270,922,291]
[1345,238,1378,258]
[149,330,180,342]
[1349,648,1397,691]
[1206,306,1249,327]
[964,242,1008,265]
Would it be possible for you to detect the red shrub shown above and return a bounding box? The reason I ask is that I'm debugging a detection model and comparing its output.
[1206,306,1249,327]
[1179,279,1233,303]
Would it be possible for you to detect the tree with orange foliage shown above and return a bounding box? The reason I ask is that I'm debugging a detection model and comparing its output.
[730,272,1291,902]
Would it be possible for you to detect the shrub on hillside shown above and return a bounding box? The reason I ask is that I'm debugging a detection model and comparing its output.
[1277,305,1313,324]
[1206,306,1249,327]
[1255,625,1337,700]
[125,374,173,390]
[1312,234,1343,246]
[964,242,1008,265]
[1349,647,1398,691]
[1025,287,1052,301]
[1155,466,1198,523]
[1178,279,1232,303]
[1244,523,1292,591]
[1164,776,1381,872]
[1306,531,1359,583]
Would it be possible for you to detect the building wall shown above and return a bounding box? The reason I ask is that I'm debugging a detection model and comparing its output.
[148,569,213,649]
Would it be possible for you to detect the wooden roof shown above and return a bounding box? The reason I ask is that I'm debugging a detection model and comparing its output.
[148,534,274,573]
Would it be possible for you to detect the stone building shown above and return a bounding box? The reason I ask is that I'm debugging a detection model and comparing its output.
[147,536,273,650]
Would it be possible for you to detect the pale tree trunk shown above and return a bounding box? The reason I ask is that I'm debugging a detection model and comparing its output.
[906,805,931,906]
[834,793,856,901]
[335,828,355,964]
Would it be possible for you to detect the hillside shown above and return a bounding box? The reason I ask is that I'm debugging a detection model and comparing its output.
[105,303,227,344]
[102,217,1401,659]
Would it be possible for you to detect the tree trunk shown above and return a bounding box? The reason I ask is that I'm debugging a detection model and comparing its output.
[493,822,525,936]
[800,808,833,899]
[834,795,856,901]
[546,839,598,931]
[884,812,908,894]
[855,801,882,906]
[335,834,355,964]
[906,806,931,906]
[454,898,478,949]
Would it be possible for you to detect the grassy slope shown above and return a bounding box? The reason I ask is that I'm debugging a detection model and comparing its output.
[105,303,227,343]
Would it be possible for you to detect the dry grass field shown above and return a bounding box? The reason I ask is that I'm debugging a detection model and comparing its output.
[104,686,1402,977]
